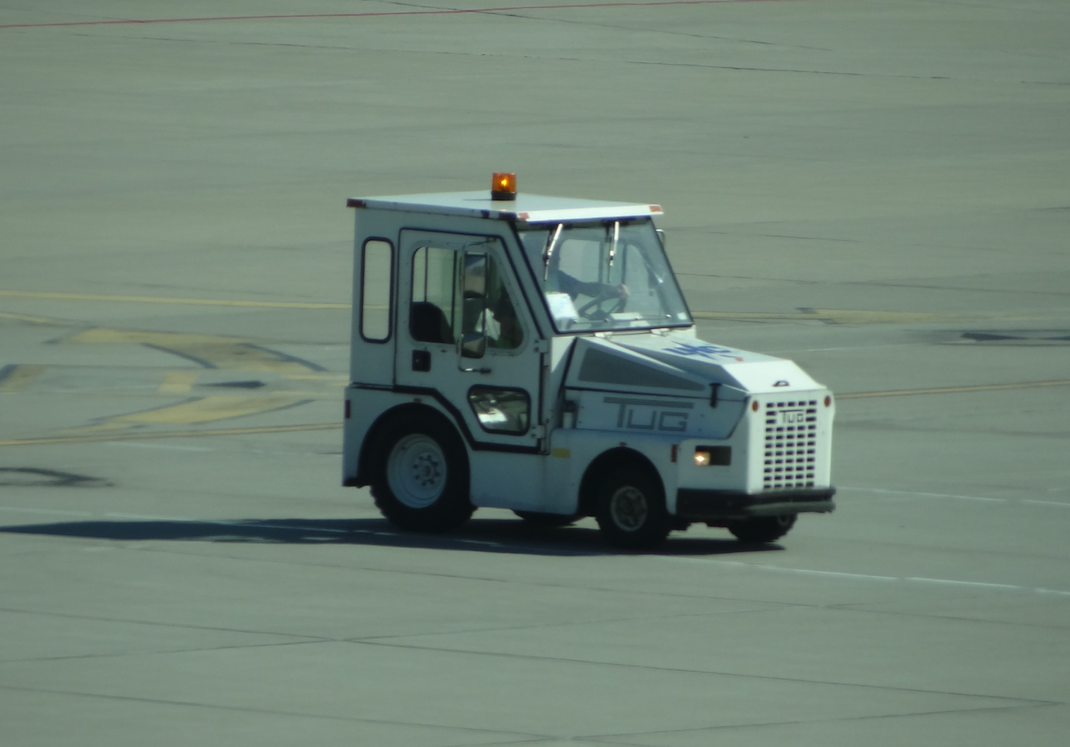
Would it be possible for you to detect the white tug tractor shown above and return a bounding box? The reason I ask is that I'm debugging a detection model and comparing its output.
[342,174,835,549]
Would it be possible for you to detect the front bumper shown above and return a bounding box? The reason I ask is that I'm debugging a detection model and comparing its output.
[676,487,836,520]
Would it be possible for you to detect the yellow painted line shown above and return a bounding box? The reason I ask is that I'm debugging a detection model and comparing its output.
[282,373,349,382]
[120,395,307,424]
[66,328,321,373]
[158,371,199,395]
[277,391,343,397]
[3,378,1068,448]
[839,379,1070,400]
[59,396,310,435]
[0,290,348,310]
[0,311,60,324]
[1,290,998,325]
[0,365,45,392]
[0,423,341,448]
[692,309,976,325]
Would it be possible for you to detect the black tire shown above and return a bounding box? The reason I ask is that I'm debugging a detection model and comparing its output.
[594,466,671,550]
[369,411,473,533]
[513,510,580,528]
[729,514,796,543]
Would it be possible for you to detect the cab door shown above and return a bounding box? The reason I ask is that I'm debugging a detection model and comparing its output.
[394,230,544,452]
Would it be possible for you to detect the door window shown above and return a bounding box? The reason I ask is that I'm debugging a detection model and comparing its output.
[407,240,523,351]
[410,245,458,344]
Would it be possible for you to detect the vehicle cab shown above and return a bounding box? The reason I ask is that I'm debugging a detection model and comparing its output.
[342,174,835,549]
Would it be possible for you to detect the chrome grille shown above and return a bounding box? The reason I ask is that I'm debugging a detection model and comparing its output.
[762,400,818,490]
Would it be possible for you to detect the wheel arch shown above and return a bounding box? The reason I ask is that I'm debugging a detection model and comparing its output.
[356,402,465,486]
[577,447,662,517]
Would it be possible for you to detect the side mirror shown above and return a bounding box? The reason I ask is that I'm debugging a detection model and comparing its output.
[460,331,487,359]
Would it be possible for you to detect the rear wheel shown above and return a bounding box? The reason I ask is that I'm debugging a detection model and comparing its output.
[729,514,796,543]
[595,467,671,550]
[370,412,473,532]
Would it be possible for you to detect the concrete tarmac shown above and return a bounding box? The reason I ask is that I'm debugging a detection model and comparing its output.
[2,1,1069,745]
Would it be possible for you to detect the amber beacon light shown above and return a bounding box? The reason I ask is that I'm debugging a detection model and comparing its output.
[491,172,517,201]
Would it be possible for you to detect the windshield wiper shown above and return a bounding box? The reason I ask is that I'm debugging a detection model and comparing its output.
[608,221,619,269]
[543,223,564,280]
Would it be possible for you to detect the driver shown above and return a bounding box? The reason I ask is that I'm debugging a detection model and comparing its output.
[488,293,523,349]
[540,238,630,323]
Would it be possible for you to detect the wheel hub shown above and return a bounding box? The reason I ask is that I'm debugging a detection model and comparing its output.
[609,486,648,531]
[388,434,447,508]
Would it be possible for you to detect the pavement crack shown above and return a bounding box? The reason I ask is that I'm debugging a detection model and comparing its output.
[352,639,1059,706]
[0,683,550,739]
[586,701,1067,741]
[625,58,950,80]
[0,605,325,642]
[2,638,329,665]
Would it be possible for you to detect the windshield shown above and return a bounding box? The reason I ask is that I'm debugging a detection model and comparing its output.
[517,219,692,334]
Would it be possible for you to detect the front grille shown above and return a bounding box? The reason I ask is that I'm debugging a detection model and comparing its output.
[762,400,818,490]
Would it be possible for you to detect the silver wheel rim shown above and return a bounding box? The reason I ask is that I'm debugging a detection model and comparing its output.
[609,485,648,531]
[387,434,447,509]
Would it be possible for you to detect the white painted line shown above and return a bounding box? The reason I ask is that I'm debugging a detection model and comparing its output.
[662,556,898,582]
[907,577,1021,590]
[3,505,1068,597]
[766,567,898,581]
[843,486,1007,503]
[848,487,1070,509]
[659,556,1070,597]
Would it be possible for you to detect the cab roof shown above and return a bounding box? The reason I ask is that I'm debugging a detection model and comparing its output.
[347,190,662,224]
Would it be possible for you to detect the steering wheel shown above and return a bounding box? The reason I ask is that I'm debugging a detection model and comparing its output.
[576,288,627,321]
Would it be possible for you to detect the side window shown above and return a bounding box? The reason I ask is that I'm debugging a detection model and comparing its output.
[410,245,458,344]
[360,239,393,342]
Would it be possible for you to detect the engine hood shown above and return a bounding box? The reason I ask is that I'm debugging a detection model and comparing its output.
[565,333,824,400]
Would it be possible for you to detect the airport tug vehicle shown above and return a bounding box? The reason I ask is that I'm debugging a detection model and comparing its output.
[342,174,835,549]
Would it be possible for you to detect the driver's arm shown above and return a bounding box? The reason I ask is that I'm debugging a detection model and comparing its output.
[559,271,628,300]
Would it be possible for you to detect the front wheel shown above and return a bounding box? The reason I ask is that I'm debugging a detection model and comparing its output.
[729,514,796,543]
[370,412,473,533]
[595,467,671,550]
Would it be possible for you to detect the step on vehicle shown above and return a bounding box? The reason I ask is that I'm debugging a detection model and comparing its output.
[342,174,835,549]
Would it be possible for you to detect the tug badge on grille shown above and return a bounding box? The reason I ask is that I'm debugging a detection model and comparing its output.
[778,409,807,425]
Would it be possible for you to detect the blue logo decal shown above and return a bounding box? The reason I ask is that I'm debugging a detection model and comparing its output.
[664,343,736,359]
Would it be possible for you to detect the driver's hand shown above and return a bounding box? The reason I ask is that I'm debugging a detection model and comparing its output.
[615,283,630,299]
